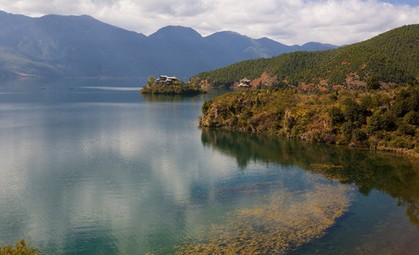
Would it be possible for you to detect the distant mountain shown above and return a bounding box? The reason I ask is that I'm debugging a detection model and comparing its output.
[0,11,337,81]
[192,24,419,88]
[0,11,149,79]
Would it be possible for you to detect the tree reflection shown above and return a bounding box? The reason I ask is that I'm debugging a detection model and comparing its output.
[201,128,419,227]
[141,94,203,102]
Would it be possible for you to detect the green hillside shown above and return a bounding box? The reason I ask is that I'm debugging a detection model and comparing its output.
[200,86,419,158]
[199,25,419,158]
[193,25,419,88]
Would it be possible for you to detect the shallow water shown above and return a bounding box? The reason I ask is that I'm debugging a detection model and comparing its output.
[0,79,418,254]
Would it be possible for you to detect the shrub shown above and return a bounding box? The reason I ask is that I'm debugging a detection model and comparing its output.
[388,136,415,149]
[366,75,380,90]
[392,88,419,117]
[340,122,354,143]
[398,123,416,136]
[329,107,345,125]
[367,113,382,132]
[352,129,368,142]
[202,100,213,114]
[341,98,367,124]
[404,110,419,126]
[381,111,397,131]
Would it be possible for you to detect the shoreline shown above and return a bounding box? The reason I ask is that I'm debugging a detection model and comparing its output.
[199,87,419,161]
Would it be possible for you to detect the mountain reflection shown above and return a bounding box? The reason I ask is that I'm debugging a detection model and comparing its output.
[201,128,419,227]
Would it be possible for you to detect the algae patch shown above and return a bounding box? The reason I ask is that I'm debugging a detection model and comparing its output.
[176,184,353,255]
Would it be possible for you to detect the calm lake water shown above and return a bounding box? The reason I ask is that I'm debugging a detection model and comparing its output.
[0,79,419,254]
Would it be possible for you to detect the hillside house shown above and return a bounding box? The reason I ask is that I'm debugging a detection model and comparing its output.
[155,75,179,85]
[238,78,251,88]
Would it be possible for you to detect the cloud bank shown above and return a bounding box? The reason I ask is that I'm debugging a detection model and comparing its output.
[0,0,418,45]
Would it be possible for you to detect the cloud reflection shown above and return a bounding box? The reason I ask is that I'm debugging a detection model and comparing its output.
[0,92,245,254]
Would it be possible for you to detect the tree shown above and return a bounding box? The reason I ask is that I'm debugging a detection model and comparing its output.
[366,75,380,90]
[146,75,156,86]
[329,107,345,125]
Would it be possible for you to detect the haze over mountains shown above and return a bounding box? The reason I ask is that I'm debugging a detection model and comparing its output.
[0,11,336,81]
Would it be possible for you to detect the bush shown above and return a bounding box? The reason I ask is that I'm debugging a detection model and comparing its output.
[388,135,415,149]
[398,122,416,136]
[352,129,368,142]
[329,107,345,125]
[341,98,367,125]
[202,100,213,114]
[366,75,380,90]
[392,88,419,117]
[381,111,397,131]
[367,113,382,132]
[340,122,354,143]
[404,110,419,126]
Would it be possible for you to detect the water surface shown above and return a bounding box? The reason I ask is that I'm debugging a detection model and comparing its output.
[0,79,418,254]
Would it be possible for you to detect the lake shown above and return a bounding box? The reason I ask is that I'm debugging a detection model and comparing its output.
[0,79,419,254]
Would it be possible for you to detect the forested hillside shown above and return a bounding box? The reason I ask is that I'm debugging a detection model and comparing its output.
[193,25,419,89]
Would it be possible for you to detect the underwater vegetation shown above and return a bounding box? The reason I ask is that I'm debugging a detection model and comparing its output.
[176,184,352,255]
[0,240,38,255]
[201,128,419,228]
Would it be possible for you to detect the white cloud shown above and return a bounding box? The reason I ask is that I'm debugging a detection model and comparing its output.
[0,0,418,45]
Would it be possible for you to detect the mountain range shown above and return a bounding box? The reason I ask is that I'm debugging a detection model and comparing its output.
[0,11,336,82]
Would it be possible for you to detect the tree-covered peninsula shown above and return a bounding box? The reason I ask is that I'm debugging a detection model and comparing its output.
[200,86,419,157]
[141,75,206,95]
[199,25,419,158]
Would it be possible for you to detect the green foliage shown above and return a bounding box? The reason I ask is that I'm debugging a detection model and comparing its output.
[193,25,419,88]
[141,82,206,95]
[392,89,419,117]
[366,75,380,90]
[404,111,419,126]
[197,25,419,157]
[200,86,419,157]
[0,240,38,255]
[398,122,416,136]
[146,75,156,86]
[352,129,368,143]
[202,100,212,114]
[329,106,345,125]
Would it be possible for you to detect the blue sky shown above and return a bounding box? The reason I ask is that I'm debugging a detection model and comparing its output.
[0,0,417,45]
[385,0,417,5]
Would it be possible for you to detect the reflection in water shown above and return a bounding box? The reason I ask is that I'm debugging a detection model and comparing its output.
[141,89,228,103]
[142,93,204,103]
[201,128,419,228]
[1,84,419,254]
